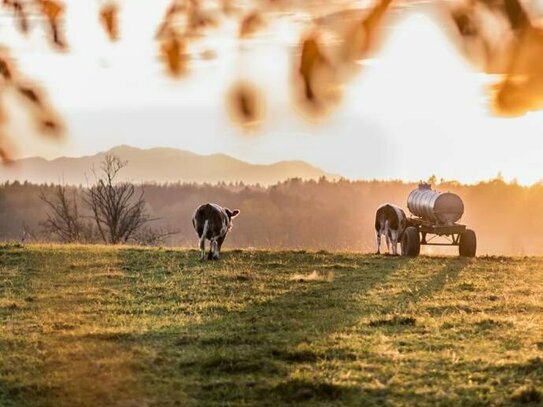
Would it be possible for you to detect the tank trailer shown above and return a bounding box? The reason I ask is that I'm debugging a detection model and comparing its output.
[402,183,476,257]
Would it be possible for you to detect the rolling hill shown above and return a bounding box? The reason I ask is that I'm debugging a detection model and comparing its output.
[0,145,335,185]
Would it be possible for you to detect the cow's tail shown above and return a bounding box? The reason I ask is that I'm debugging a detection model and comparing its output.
[200,219,209,240]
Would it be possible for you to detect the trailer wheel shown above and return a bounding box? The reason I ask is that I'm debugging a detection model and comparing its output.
[459,229,477,257]
[402,226,420,257]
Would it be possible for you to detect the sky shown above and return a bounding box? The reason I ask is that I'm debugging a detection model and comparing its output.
[3,0,543,185]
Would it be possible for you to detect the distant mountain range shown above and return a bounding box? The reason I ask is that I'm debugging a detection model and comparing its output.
[0,145,335,185]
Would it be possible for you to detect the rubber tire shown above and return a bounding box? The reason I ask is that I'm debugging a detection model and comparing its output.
[402,226,420,257]
[459,229,477,257]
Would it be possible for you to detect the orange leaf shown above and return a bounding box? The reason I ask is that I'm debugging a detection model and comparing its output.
[239,11,264,38]
[100,3,119,41]
[160,34,188,77]
[226,81,265,131]
[38,0,64,22]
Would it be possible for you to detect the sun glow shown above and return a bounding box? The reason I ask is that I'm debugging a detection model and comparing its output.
[340,11,543,185]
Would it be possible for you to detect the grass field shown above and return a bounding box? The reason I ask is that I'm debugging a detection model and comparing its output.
[1,244,542,406]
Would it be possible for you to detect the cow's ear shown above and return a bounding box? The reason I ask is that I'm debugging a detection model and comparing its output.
[230,209,240,218]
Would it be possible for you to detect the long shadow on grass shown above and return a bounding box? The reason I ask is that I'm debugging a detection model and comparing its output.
[0,249,474,406]
[104,252,478,406]
[104,251,472,406]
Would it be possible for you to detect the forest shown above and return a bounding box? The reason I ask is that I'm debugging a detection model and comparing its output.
[0,175,541,255]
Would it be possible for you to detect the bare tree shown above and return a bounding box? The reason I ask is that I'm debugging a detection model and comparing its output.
[40,185,86,242]
[84,154,150,244]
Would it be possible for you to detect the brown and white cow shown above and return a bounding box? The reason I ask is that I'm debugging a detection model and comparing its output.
[192,203,240,260]
[375,203,407,255]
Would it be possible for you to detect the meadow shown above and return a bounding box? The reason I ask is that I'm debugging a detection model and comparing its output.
[1,245,542,406]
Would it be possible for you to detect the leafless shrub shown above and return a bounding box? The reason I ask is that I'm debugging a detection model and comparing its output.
[39,184,90,243]
[21,221,39,243]
[84,154,151,244]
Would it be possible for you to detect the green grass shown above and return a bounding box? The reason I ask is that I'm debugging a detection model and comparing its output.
[1,245,542,406]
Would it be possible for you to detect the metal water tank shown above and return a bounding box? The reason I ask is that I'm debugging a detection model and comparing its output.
[407,183,464,225]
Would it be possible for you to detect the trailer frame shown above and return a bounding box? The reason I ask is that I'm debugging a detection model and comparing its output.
[408,217,466,245]
[402,217,476,257]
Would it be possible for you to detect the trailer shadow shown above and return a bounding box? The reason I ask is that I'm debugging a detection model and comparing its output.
[396,257,471,309]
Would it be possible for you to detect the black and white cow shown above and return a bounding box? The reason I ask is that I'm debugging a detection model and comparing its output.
[192,203,240,260]
[375,203,407,255]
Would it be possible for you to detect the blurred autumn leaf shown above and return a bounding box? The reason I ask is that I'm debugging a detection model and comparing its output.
[2,0,29,34]
[0,47,63,163]
[239,11,265,37]
[447,0,543,116]
[160,31,189,77]
[1,0,543,161]
[100,2,120,41]
[37,0,68,49]
[227,81,265,131]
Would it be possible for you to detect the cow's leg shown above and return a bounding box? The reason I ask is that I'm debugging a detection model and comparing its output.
[207,239,215,260]
[385,232,391,254]
[383,221,391,253]
[199,236,206,261]
[210,238,220,260]
[216,236,225,259]
[198,219,209,261]
[375,230,381,254]
[390,229,399,255]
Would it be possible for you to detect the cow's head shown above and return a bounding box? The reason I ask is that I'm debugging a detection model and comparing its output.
[224,208,240,234]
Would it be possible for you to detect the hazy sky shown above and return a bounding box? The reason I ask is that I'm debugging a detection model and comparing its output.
[4,0,543,184]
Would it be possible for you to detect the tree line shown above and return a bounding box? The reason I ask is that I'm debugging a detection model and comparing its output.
[1,167,543,254]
